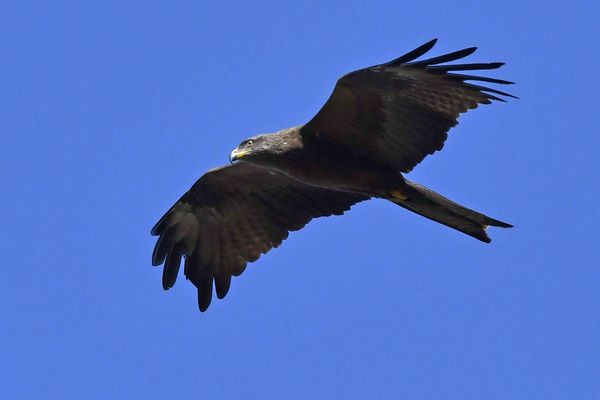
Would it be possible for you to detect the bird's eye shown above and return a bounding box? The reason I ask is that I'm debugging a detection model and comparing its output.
[246,140,253,147]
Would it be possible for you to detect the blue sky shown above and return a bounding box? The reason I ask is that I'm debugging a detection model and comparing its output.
[2,1,599,399]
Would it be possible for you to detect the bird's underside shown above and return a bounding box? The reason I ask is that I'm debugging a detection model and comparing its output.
[151,39,514,312]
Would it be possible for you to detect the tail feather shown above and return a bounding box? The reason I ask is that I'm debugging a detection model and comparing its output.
[394,180,512,243]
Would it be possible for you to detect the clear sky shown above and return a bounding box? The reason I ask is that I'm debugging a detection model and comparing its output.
[2,1,599,399]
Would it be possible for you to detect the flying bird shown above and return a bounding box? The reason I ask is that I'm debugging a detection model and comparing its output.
[151,39,514,312]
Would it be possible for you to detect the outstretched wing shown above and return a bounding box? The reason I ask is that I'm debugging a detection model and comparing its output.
[151,162,367,312]
[301,39,515,172]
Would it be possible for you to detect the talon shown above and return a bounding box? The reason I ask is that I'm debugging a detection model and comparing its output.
[390,189,408,202]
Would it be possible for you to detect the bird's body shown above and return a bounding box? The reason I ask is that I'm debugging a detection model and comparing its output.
[151,39,514,312]
[240,127,405,197]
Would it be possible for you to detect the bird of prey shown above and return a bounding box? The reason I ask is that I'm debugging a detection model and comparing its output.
[151,39,514,312]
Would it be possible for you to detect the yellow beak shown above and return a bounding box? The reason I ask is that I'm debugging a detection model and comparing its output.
[229,148,250,163]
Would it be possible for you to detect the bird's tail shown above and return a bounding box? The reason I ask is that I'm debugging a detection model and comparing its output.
[391,180,512,243]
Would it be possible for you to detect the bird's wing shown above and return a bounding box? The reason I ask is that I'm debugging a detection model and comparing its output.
[301,39,515,172]
[151,162,368,312]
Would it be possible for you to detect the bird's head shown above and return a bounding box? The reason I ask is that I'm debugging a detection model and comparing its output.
[230,135,266,163]
[229,128,304,165]
[229,132,293,164]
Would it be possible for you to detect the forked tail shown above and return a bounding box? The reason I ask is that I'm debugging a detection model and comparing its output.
[393,180,512,243]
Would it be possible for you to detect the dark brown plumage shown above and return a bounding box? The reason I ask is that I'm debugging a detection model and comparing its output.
[152,163,367,311]
[151,39,514,312]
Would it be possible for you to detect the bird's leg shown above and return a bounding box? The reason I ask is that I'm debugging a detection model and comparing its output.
[389,189,408,202]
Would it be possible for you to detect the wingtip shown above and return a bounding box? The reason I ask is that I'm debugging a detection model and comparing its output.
[150,219,164,236]
[463,46,478,56]
[422,38,438,52]
[151,215,167,235]
[152,258,163,267]
[151,235,167,266]
[197,286,213,312]
[198,299,211,312]
[162,272,176,290]
[385,38,439,66]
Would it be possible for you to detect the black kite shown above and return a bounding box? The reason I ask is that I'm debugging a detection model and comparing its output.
[151,39,514,312]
